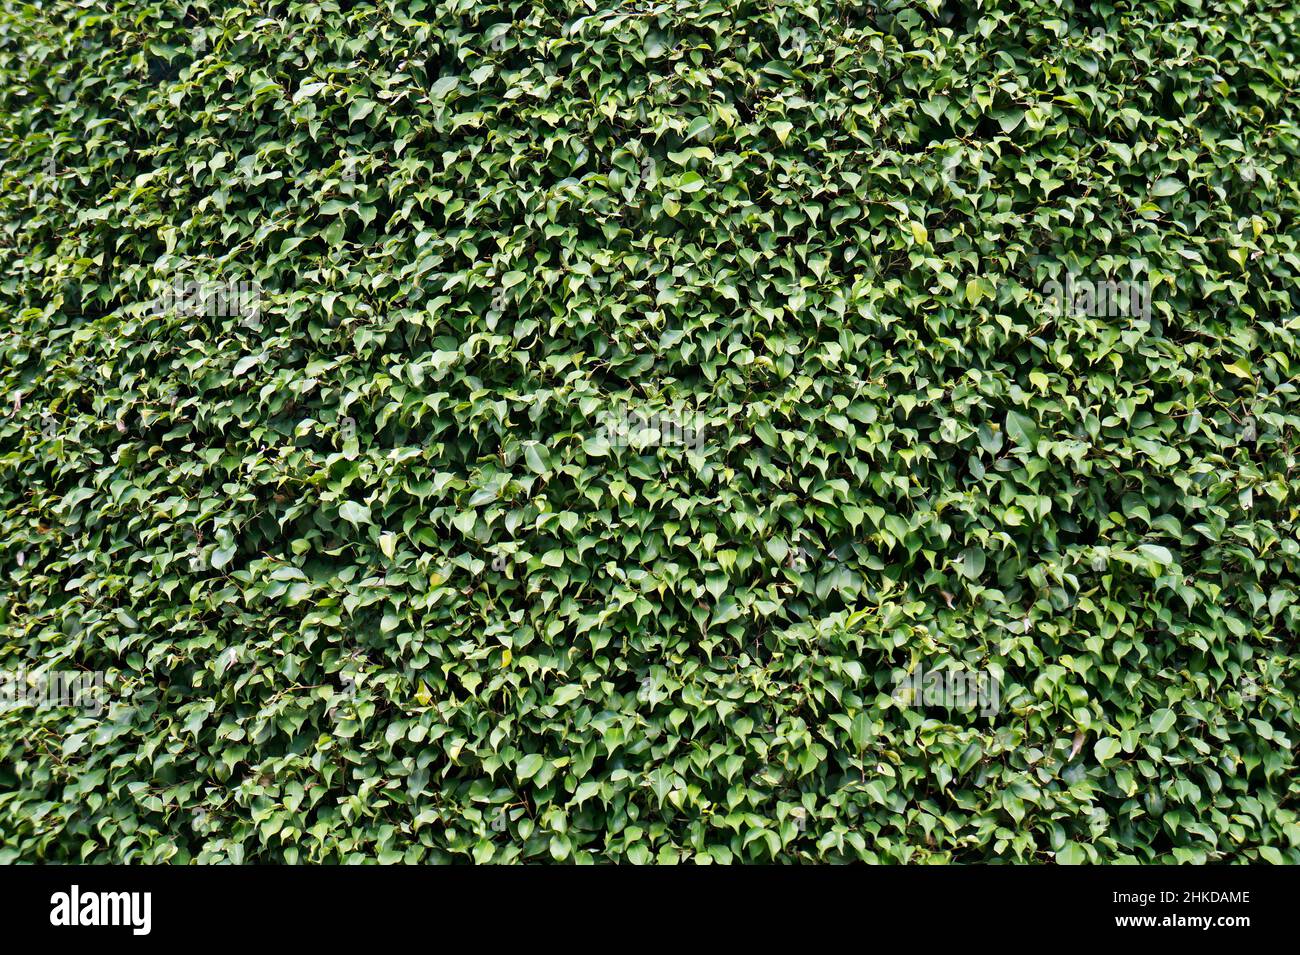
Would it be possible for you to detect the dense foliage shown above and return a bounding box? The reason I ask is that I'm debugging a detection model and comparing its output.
[1,0,1298,864]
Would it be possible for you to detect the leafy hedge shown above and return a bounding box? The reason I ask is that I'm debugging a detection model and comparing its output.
[1,0,1298,864]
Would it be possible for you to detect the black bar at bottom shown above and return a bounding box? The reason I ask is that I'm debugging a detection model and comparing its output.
[0,864,1289,944]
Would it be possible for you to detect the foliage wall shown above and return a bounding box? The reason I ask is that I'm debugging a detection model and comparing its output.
[1,0,1298,863]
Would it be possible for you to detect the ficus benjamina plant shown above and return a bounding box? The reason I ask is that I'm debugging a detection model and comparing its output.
[0,0,1297,864]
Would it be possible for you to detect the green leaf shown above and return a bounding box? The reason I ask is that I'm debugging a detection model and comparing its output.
[1137,543,1175,567]
[348,99,375,125]
[339,501,372,526]
[1094,737,1122,764]
[551,684,583,706]
[849,713,872,750]
[1149,709,1176,734]
[957,546,986,580]
[1004,409,1039,449]
[516,754,545,781]
[677,171,706,193]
